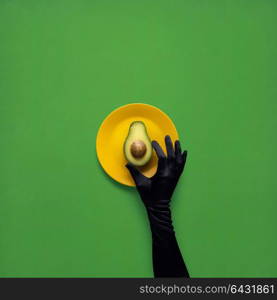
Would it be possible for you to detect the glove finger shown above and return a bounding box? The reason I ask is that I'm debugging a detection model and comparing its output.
[174,140,182,158]
[152,140,166,158]
[125,163,146,185]
[165,135,175,158]
[182,150,188,164]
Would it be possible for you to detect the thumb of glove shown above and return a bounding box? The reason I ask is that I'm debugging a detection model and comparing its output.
[125,162,140,182]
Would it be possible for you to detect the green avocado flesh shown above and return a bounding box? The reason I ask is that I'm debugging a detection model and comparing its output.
[124,121,152,166]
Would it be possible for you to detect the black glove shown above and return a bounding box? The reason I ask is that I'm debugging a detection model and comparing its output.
[126,135,189,277]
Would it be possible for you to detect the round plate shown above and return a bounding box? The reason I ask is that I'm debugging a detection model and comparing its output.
[96,103,179,186]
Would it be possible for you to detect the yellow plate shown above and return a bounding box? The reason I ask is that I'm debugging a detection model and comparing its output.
[96,103,179,186]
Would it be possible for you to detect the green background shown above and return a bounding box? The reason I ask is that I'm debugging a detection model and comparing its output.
[0,0,276,277]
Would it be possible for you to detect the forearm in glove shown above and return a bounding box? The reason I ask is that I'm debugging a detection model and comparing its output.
[126,135,190,278]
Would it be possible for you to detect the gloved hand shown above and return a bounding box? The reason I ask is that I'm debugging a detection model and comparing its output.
[126,135,187,204]
[126,135,189,278]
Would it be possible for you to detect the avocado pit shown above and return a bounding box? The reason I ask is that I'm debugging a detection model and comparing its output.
[130,140,146,158]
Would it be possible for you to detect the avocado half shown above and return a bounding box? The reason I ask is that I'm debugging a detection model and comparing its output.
[124,121,152,166]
